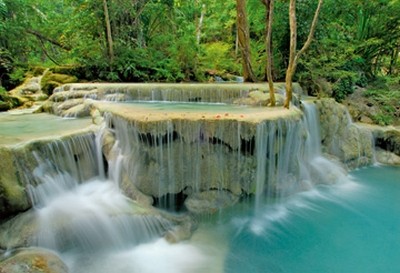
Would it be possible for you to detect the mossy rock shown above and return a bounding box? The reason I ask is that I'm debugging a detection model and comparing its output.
[41,72,78,96]
[28,66,47,77]
[0,101,10,111]
[42,81,60,96]
[50,65,86,79]
[0,93,21,112]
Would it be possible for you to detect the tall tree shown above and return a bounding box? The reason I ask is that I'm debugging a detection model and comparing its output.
[284,0,323,108]
[262,0,276,106]
[236,0,257,82]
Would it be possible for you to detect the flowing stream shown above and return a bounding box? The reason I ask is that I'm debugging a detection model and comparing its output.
[2,101,398,273]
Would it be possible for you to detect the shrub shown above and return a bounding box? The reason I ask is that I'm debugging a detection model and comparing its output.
[332,76,355,102]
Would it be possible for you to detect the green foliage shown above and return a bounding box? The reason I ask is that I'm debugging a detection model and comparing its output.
[0,85,21,111]
[362,77,400,125]
[332,76,355,102]
[200,42,237,73]
[0,0,399,102]
[9,67,25,84]
[371,113,393,126]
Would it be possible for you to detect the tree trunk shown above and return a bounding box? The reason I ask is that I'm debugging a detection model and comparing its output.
[196,4,206,45]
[236,0,257,82]
[389,46,399,75]
[284,0,297,109]
[103,0,114,65]
[284,0,323,109]
[263,0,276,106]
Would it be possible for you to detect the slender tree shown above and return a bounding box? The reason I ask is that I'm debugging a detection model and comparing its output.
[196,3,206,45]
[103,0,114,65]
[284,0,323,108]
[236,0,257,82]
[262,0,276,106]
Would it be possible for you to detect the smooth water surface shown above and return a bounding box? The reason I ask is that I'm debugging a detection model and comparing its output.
[0,112,92,145]
[223,165,400,273]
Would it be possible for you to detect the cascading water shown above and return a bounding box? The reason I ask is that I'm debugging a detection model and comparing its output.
[23,131,179,272]
[253,102,349,215]
[2,93,391,273]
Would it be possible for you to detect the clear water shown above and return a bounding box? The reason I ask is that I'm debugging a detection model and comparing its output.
[221,165,400,273]
[0,112,92,145]
[31,165,399,273]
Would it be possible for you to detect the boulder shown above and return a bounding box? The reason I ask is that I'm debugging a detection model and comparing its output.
[0,247,68,273]
[0,147,31,219]
[315,98,374,169]
[0,211,37,249]
[375,148,400,165]
[8,75,49,109]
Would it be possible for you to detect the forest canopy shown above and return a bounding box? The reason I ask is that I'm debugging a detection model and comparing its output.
[1,0,400,104]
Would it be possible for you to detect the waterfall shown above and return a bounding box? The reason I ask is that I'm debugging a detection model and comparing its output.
[252,102,351,213]
[22,99,360,255]
[101,101,351,216]
[300,102,348,185]
[28,133,100,206]
[26,129,172,254]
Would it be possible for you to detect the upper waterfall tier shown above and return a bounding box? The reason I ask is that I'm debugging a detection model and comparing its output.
[41,82,304,117]
[49,82,303,103]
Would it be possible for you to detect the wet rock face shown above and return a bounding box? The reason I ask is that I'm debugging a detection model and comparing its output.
[107,110,303,201]
[315,99,374,169]
[0,147,33,219]
[0,247,68,273]
[0,131,99,219]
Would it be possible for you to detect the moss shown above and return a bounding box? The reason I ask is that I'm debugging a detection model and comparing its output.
[41,72,78,96]
[0,92,21,111]
[30,66,47,77]
[42,81,60,96]
[51,65,86,79]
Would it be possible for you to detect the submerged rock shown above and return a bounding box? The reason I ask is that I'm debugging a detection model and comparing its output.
[0,247,68,273]
[184,190,240,214]
[163,214,198,243]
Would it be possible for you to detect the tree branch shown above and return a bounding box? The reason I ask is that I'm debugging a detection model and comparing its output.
[26,29,71,51]
[37,37,61,65]
[296,0,323,61]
